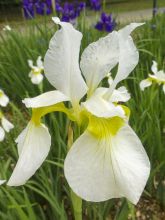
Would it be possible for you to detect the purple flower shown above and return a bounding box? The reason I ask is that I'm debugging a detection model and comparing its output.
[56,1,86,23]
[23,0,35,19]
[89,0,101,11]
[95,12,116,32]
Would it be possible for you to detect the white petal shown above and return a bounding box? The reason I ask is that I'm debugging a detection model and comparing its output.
[44,19,87,103]
[154,70,165,81]
[1,117,14,132]
[80,31,119,93]
[28,59,34,69]
[110,23,143,93]
[7,121,51,186]
[0,180,6,185]
[139,79,152,91]
[31,73,43,85]
[22,90,69,108]
[151,60,158,74]
[82,88,125,118]
[163,84,165,94]
[0,91,9,107]
[0,126,5,142]
[64,125,150,204]
[36,56,44,69]
[109,86,131,103]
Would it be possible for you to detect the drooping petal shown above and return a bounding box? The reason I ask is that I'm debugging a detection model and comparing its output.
[109,23,144,93]
[64,124,150,204]
[30,73,43,85]
[0,90,9,107]
[44,17,87,103]
[151,60,158,74]
[82,88,125,118]
[109,86,131,103]
[22,90,69,108]
[7,121,51,186]
[0,126,5,142]
[1,117,14,132]
[139,79,152,91]
[80,31,119,94]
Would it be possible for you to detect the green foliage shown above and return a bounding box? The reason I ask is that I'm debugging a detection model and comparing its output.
[0,13,165,219]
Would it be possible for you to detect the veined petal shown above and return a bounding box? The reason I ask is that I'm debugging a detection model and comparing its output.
[1,117,14,132]
[110,23,144,93]
[109,86,131,103]
[64,123,150,204]
[151,60,158,74]
[44,17,87,103]
[140,79,152,91]
[22,90,69,108]
[0,126,5,142]
[30,73,43,85]
[7,121,51,186]
[80,31,119,94]
[82,87,125,118]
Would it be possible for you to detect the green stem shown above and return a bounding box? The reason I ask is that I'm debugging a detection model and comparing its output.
[67,123,83,220]
[71,190,82,220]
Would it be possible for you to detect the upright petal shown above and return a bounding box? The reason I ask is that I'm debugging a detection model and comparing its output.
[0,126,5,141]
[139,79,152,91]
[80,31,119,94]
[0,180,6,185]
[44,17,87,104]
[7,121,51,186]
[64,124,150,204]
[1,117,14,132]
[151,60,158,74]
[22,90,69,108]
[109,23,144,93]
[36,56,44,69]
[28,59,34,69]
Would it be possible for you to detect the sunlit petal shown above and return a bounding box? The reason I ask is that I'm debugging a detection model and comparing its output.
[30,73,43,85]
[22,90,69,108]
[0,90,9,107]
[7,121,51,186]
[109,86,131,103]
[151,60,158,74]
[44,17,87,103]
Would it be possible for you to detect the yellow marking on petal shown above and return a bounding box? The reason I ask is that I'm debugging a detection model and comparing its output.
[32,69,42,75]
[31,103,75,126]
[88,115,124,138]
[0,91,4,97]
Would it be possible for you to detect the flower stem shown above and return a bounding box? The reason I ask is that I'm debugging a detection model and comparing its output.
[67,123,83,220]
[71,190,82,220]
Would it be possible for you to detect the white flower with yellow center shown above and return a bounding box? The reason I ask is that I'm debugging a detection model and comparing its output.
[0,111,14,142]
[7,18,150,205]
[0,89,9,107]
[140,60,165,93]
[28,56,44,85]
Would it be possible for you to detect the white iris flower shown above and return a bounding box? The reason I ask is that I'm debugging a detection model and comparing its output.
[28,56,44,85]
[140,60,165,93]
[3,25,11,31]
[0,89,9,107]
[7,18,150,205]
[0,111,14,142]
